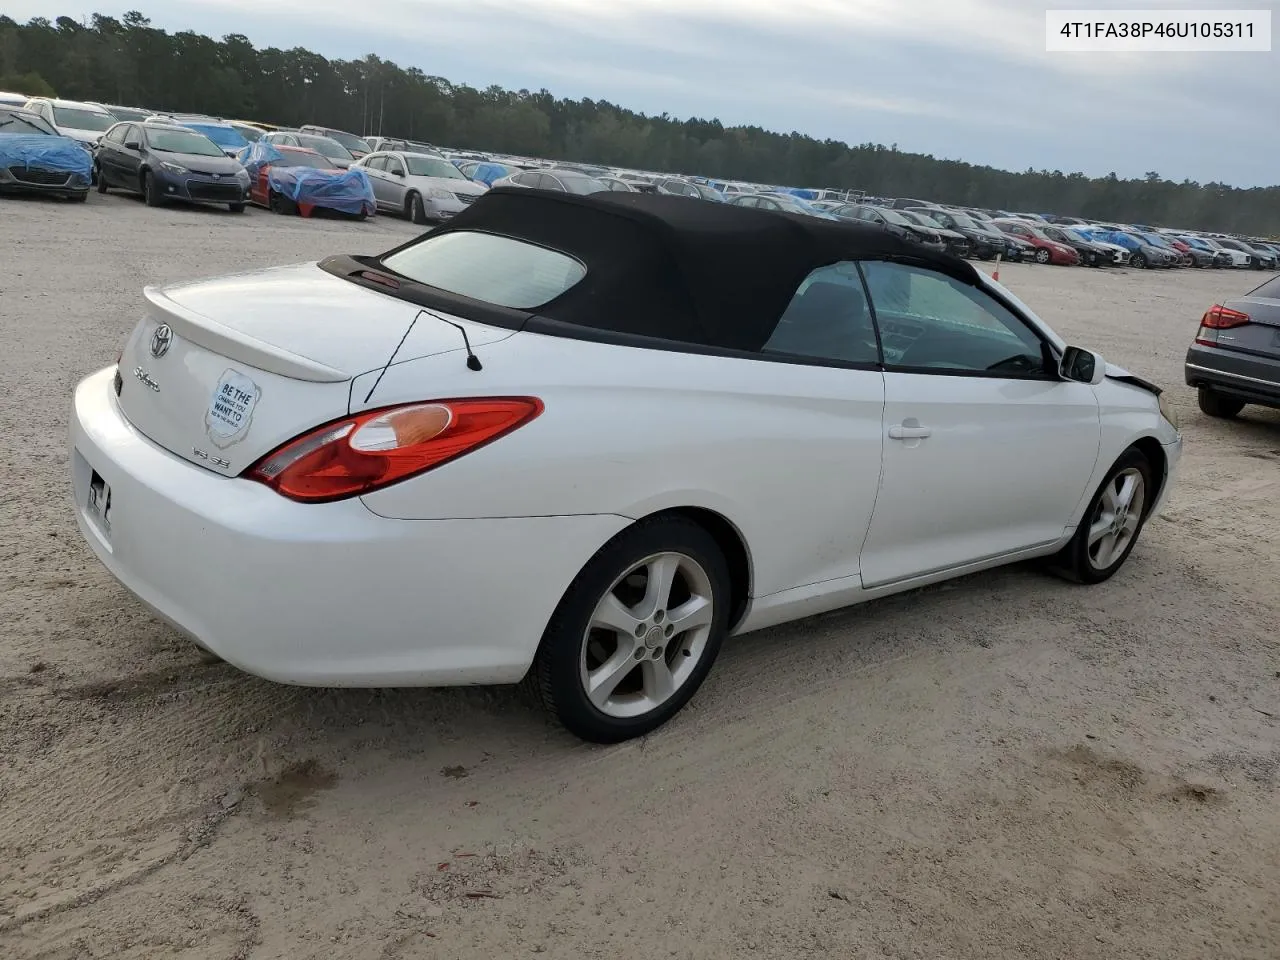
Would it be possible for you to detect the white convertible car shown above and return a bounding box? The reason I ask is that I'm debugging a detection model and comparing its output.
[70,189,1182,742]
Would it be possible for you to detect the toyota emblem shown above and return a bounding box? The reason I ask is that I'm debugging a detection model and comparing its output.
[150,323,173,358]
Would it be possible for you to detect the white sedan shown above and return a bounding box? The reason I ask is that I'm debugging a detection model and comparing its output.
[69,188,1182,743]
[352,150,487,223]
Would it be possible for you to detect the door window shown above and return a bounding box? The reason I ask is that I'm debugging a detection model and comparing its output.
[385,156,405,176]
[365,155,386,171]
[104,124,127,144]
[860,261,1050,377]
[762,263,880,366]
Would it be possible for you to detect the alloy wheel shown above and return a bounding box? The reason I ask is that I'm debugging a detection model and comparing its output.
[1086,467,1146,571]
[579,551,715,719]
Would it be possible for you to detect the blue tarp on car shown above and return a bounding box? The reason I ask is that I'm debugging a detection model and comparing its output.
[0,134,92,184]
[237,140,283,180]
[268,165,375,216]
[468,162,511,186]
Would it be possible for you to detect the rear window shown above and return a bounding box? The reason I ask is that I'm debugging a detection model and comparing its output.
[381,231,587,309]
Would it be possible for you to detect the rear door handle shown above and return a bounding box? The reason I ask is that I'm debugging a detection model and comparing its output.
[888,421,932,440]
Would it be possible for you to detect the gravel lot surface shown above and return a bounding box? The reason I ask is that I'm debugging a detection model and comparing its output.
[2,193,1278,959]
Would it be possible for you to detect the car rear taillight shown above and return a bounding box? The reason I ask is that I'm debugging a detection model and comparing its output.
[246,397,543,503]
[1195,304,1250,346]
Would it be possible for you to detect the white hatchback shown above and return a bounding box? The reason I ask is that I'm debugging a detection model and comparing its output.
[69,189,1182,743]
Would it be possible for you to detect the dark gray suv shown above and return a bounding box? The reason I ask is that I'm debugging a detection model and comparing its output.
[1185,274,1280,418]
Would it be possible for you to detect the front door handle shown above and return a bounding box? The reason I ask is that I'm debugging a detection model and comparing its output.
[888,420,932,440]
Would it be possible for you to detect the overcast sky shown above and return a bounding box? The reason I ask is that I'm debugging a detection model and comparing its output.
[11,0,1278,186]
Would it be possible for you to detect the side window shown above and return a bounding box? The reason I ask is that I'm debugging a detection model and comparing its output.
[120,124,138,146]
[737,197,757,208]
[385,156,405,176]
[762,262,880,367]
[860,261,1049,377]
[104,125,127,145]
[366,155,386,171]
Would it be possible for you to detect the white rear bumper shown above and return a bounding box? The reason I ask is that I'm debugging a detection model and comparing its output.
[70,367,628,687]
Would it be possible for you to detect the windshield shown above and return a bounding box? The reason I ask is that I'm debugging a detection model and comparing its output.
[279,150,338,169]
[320,129,371,154]
[876,208,912,226]
[183,123,247,149]
[945,212,979,229]
[296,134,354,160]
[53,106,114,131]
[909,212,945,228]
[557,173,608,195]
[405,155,467,179]
[106,106,151,121]
[231,123,263,142]
[1140,233,1173,248]
[1066,229,1094,243]
[0,109,56,135]
[382,230,587,309]
[145,128,226,157]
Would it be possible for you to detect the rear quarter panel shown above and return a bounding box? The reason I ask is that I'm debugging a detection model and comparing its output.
[355,331,888,599]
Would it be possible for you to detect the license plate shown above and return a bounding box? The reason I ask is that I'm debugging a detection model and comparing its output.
[87,469,112,535]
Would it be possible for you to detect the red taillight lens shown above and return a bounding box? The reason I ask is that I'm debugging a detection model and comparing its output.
[1196,304,1250,346]
[246,397,543,502]
[1201,304,1250,329]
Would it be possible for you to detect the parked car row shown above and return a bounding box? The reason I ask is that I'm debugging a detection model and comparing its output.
[5,92,1277,269]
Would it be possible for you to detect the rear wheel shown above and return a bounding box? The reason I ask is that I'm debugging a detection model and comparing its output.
[143,170,163,207]
[1049,449,1153,585]
[1198,386,1245,419]
[96,169,108,193]
[529,517,730,743]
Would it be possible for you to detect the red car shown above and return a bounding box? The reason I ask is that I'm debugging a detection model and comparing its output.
[991,219,1081,265]
[247,144,375,219]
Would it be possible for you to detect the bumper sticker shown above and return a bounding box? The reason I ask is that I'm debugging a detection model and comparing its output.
[206,369,261,448]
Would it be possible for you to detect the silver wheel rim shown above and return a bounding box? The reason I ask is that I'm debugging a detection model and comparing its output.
[1037,249,1050,263]
[1087,468,1146,571]
[579,552,715,719]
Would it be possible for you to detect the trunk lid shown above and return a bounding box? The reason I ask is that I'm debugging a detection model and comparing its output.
[116,262,515,476]
[1218,296,1280,360]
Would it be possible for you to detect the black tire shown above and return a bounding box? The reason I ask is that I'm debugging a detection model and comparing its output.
[69,191,88,203]
[143,170,163,207]
[268,190,296,216]
[528,516,731,743]
[407,192,429,225]
[1131,252,1146,269]
[96,169,108,193]
[228,202,245,213]
[1034,247,1051,264]
[1198,386,1245,419]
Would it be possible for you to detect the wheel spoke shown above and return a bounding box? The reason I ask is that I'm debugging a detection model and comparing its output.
[591,593,642,637]
[587,648,638,709]
[1093,532,1116,568]
[667,595,712,635]
[640,657,676,704]
[641,554,680,616]
[1120,513,1141,537]
[1114,474,1136,512]
[1100,482,1120,513]
[1088,516,1112,546]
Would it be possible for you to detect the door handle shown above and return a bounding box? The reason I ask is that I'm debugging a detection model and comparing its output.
[888,421,932,440]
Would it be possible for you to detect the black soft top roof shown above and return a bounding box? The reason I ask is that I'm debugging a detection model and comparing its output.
[335,186,982,354]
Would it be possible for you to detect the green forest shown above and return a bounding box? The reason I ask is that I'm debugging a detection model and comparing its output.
[3,10,1277,234]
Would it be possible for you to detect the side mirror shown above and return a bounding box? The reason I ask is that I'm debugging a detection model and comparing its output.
[124,140,140,150]
[1060,345,1106,385]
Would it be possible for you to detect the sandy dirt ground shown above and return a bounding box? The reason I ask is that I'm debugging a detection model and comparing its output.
[2,193,1279,959]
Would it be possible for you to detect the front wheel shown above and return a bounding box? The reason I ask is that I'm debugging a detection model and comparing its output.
[228,202,245,213]
[143,170,163,207]
[96,169,108,193]
[1049,449,1153,585]
[407,192,429,225]
[1131,252,1146,269]
[529,517,731,743]
[1034,247,1051,264]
